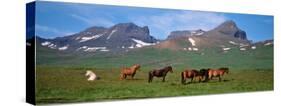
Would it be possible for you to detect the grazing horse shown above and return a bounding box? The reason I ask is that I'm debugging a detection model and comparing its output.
[85,70,99,81]
[207,67,229,82]
[120,64,141,80]
[181,69,204,84]
[148,66,173,83]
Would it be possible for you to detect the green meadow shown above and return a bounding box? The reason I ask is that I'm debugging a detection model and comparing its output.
[35,45,273,104]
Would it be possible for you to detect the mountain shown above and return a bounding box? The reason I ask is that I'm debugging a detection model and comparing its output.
[167,29,205,39]
[166,21,246,40]
[207,20,247,40]
[37,20,272,54]
[38,23,158,52]
[155,20,251,51]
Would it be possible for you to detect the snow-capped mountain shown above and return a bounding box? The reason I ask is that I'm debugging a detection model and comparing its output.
[155,20,252,51]
[38,23,158,52]
[37,20,272,54]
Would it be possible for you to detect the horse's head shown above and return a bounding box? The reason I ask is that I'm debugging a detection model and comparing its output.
[225,70,229,74]
[167,66,173,73]
[219,67,229,71]
[133,64,141,71]
[219,67,229,74]
[199,68,208,74]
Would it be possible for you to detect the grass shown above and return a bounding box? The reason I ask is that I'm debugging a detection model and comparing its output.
[36,44,273,70]
[35,44,273,104]
[36,66,273,104]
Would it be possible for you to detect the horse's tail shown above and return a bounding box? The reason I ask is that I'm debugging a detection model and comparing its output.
[120,73,124,80]
[181,71,185,84]
[96,76,101,80]
[148,71,152,83]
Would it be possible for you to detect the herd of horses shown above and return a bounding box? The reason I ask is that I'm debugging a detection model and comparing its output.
[119,64,229,84]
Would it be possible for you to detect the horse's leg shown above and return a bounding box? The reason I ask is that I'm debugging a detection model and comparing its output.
[204,74,209,82]
[132,73,135,79]
[190,77,193,83]
[124,74,127,79]
[210,75,213,80]
[182,78,186,84]
[181,72,186,84]
[148,72,152,83]
[162,76,166,82]
[198,76,202,83]
[149,76,153,83]
[120,74,123,80]
[219,76,221,82]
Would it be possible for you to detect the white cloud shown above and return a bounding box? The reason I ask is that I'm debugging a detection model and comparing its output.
[70,14,114,27]
[131,11,227,39]
[35,24,75,38]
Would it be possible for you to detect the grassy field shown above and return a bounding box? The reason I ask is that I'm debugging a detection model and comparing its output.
[35,44,273,104]
[36,66,273,104]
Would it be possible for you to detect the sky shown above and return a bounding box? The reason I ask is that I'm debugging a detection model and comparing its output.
[34,1,273,42]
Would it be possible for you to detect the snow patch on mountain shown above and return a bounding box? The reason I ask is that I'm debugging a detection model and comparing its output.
[107,29,117,40]
[229,41,238,45]
[41,41,51,46]
[79,34,103,42]
[239,43,249,47]
[188,38,196,46]
[194,32,204,35]
[132,38,156,47]
[84,47,107,52]
[240,48,246,51]
[41,41,57,49]
[188,47,192,51]
[264,42,273,46]
[223,47,231,51]
[58,46,68,51]
[192,48,198,51]
[128,44,135,49]
[48,44,57,49]
[76,46,109,52]
[251,46,256,49]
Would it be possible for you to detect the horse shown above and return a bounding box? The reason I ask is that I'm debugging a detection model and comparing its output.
[181,69,204,84]
[120,64,141,80]
[207,67,229,82]
[198,68,210,82]
[148,66,173,83]
[85,70,100,81]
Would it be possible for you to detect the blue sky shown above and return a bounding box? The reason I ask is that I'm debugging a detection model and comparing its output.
[35,1,273,42]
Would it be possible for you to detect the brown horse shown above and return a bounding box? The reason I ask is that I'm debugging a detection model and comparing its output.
[181,69,204,84]
[148,66,173,83]
[120,64,141,80]
[207,67,229,82]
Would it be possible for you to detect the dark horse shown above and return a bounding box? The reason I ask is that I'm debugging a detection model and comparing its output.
[148,66,173,83]
[199,68,210,82]
[181,69,206,84]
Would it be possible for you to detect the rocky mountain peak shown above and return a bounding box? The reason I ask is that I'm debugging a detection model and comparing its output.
[212,20,247,40]
[167,29,206,39]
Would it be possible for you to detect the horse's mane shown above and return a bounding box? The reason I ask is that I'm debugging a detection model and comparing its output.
[219,67,229,71]
[166,66,172,69]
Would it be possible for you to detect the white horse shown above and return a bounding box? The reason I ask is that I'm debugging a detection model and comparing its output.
[85,70,97,81]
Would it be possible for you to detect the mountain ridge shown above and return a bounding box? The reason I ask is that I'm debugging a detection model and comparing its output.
[36,20,272,54]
